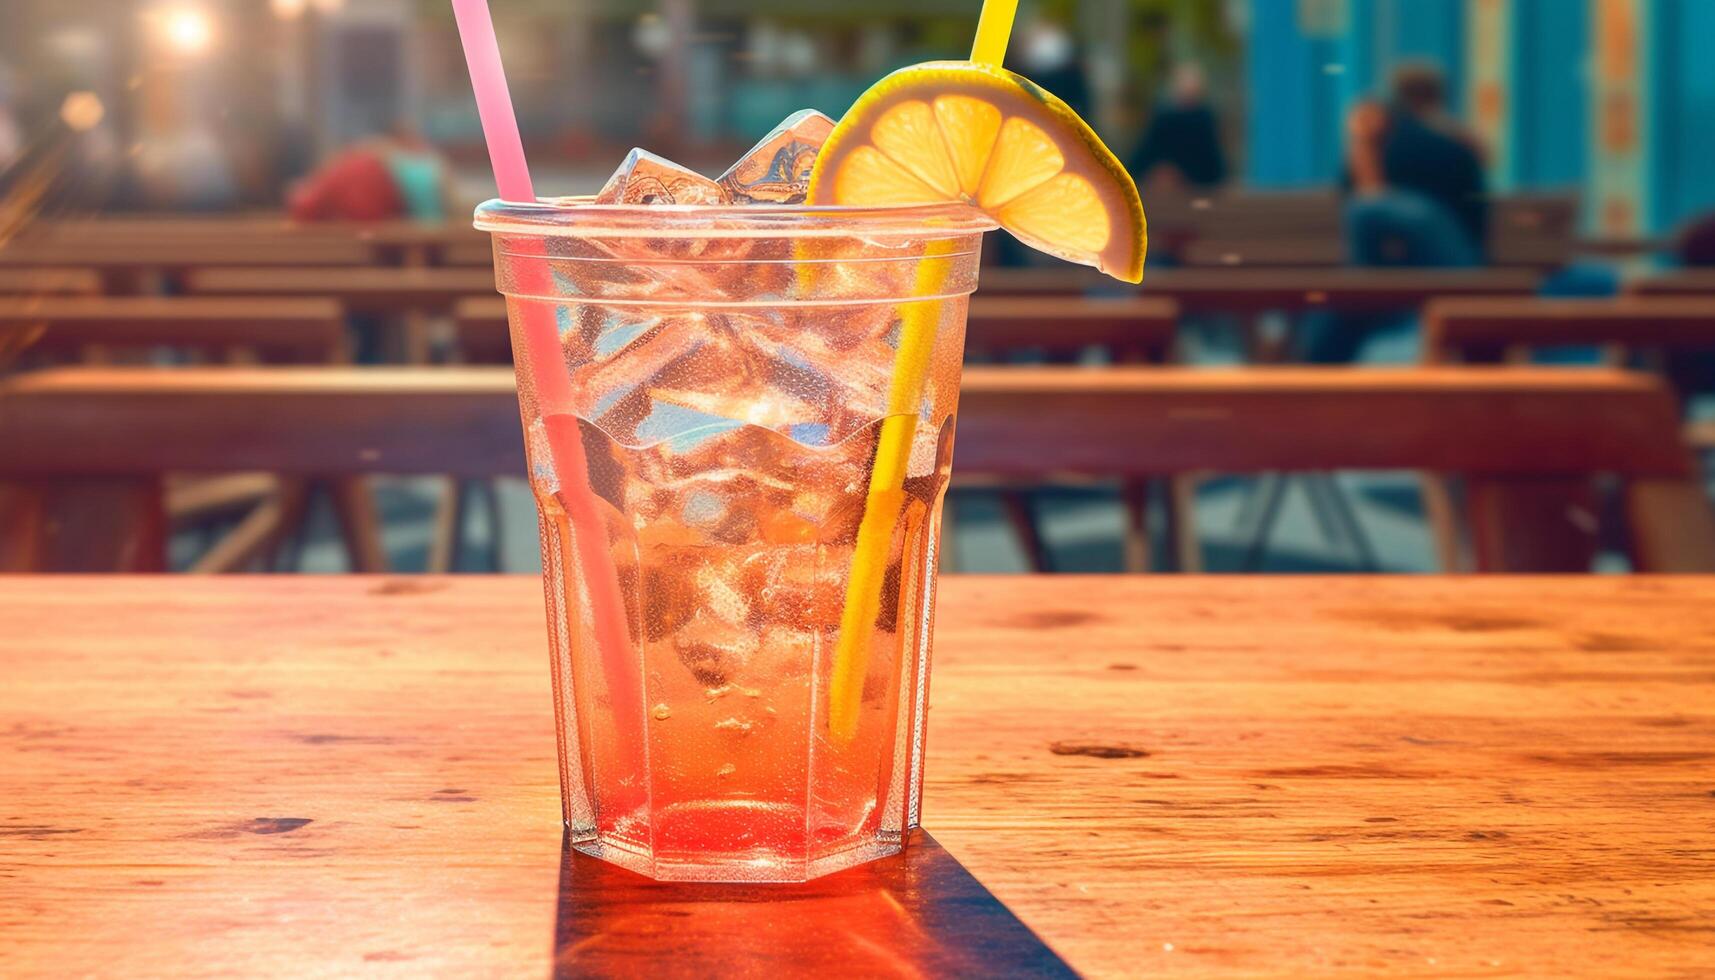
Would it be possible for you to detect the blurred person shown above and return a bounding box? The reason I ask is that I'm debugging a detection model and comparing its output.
[1009,17,1092,119]
[289,125,451,223]
[1301,64,1490,363]
[1677,210,1715,267]
[1128,64,1227,189]
[1343,62,1488,264]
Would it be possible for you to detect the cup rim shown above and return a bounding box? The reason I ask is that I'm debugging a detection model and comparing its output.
[474,196,998,238]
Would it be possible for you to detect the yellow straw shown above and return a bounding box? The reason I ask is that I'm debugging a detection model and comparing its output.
[969,0,1020,66]
[826,0,1018,742]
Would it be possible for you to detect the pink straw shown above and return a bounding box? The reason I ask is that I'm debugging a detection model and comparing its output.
[451,0,644,804]
[451,0,535,202]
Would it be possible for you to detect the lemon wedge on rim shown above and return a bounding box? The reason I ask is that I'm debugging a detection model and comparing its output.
[807,60,1146,283]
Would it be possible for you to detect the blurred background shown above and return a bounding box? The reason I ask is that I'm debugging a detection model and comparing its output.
[3,0,1714,576]
[4,0,1710,232]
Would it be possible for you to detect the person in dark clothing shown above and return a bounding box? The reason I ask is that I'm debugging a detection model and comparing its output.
[1346,62,1489,259]
[1006,17,1092,119]
[1302,64,1491,363]
[1130,65,1227,188]
[1677,211,1715,266]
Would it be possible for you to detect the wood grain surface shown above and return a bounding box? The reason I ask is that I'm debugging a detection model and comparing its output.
[1424,296,1715,362]
[0,297,347,360]
[0,269,102,295]
[185,268,499,314]
[0,240,375,269]
[451,295,1182,364]
[2,577,1713,977]
[978,268,1543,310]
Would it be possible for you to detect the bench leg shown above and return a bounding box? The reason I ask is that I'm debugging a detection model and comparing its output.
[0,478,166,572]
[1419,473,1464,572]
[1624,477,1715,573]
[1237,475,1289,572]
[478,478,507,571]
[1121,479,1151,573]
[428,477,467,574]
[1304,473,1378,572]
[190,489,302,574]
[328,478,388,573]
[1466,477,1598,572]
[998,489,1051,573]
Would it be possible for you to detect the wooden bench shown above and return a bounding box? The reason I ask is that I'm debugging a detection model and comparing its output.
[450,295,1181,365]
[0,268,102,296]
[954,366,1715,573]
[1631,270,1715,296]
[441,241,498,267]
[186,267,501,363]
[449,294,1178,571]
[1424,296,1715,363]
[0,299,372,573]
[6,364,1708,575]
[0,368,519,573]
[30,218,486,265]
[0,241,378,295]
[185,267,497,315]
[1140,267,1542,314]
[0,297,348,363]
[977,268,1542,324]
[1180,237,1588,269]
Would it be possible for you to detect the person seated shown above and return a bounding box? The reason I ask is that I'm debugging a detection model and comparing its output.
[1129,64,1227,190]
[289,125,450,223]
[1343,62,1488,266]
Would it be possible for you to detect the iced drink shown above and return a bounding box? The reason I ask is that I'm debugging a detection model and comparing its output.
[477,153,990,880]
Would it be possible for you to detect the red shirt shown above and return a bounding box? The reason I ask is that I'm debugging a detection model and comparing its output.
[288,148,405,222]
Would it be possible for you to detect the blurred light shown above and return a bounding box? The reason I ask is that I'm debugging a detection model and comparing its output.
[310,0,345,12]
[779,32,817,76]
[59,92,105,132]
[159,8,213,54]
[270,0,307,19]
[48,29,103,61]
[633,14,672,59]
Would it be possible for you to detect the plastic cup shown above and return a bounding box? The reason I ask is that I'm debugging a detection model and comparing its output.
[476,198,992,882]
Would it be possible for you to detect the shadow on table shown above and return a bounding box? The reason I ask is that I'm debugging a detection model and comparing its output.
[552,828,1076,978]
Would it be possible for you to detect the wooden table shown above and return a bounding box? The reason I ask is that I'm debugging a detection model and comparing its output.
[3,577,1712,977]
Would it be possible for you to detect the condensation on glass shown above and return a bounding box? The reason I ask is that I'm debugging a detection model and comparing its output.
[477,199,991,882]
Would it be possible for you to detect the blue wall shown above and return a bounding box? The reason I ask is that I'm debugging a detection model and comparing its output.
[1342,0,1465,112]
[1510,0,1587,189]
[1650,0,1715,230]
[1246,0,1466,187]
[1245,0,1344,186]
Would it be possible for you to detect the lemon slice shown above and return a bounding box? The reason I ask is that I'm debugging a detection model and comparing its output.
[807,60,1145,283]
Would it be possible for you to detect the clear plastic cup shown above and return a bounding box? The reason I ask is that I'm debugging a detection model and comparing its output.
[476,199,992,882]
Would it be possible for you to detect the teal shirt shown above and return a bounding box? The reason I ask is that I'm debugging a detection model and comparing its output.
[386,151,446,221]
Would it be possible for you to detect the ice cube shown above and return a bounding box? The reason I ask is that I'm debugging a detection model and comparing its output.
[742,544,847,631]
[675,608,758,687]
[718,109,836,205]
[595,148,730,206]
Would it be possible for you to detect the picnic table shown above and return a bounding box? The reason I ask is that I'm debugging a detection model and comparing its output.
[2,576,1711,977]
